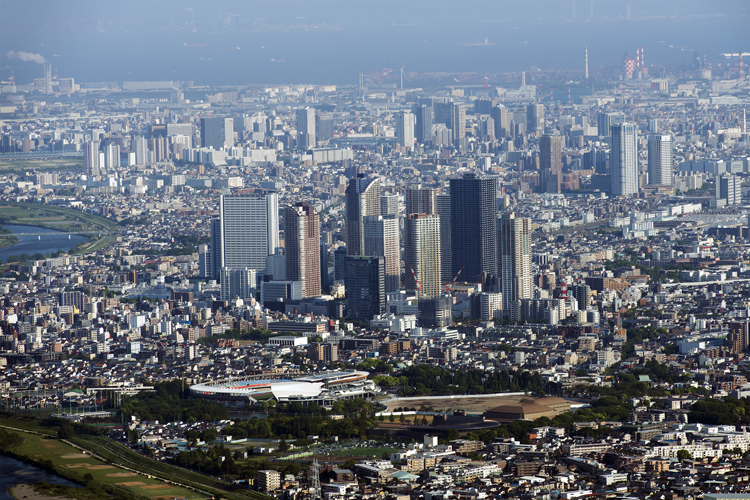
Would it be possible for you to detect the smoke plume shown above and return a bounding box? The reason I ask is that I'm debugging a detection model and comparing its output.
[7,51,47,64]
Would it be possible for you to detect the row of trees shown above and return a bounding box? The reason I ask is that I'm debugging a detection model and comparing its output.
[120,380,229,423]
[220,399,377,441]
[390,365,545,396]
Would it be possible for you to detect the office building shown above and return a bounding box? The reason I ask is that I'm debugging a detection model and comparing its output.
[406,187,438,216]
[265,252,286,281]
[648,134,673,186]
[498,213,532,312]
[479,117,495,141]
[540,134,563,193]
[297,107,316,149]
[316,112,334,142]
[345,256,386,320]
[415,105,434,145]
[285,202,321,298]
[363,215,400,293]
[436,193,452,284]
[396,111,415,148]
[450,173,497,283]
[526,104,544,136]
[597,112,624,137]
[717,174,742,205]
[200,117,233,149]
[345,175,381,256]
[219,268,256,302]
[405,214,442,298]
[451,104,466,143]
[610,123,639,196]
[215,192,279,276]
[490,106,510,138]
[570,283,592,311]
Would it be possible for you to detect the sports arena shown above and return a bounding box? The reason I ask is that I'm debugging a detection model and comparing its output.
[189,370,379,407]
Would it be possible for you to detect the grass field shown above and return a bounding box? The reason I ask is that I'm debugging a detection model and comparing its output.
[0,158,84,174]
[0,201,119,233]
[329,447,398,457]
[5,428,207,499]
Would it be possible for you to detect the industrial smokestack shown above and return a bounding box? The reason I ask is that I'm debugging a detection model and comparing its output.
[585,46,589,79]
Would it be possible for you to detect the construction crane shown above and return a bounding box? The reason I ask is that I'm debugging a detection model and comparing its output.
[409,265,422,298]
[444,266,464,294]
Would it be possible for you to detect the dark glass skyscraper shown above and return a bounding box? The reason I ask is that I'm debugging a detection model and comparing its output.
[449,173,497,284]
[344,256,386,321]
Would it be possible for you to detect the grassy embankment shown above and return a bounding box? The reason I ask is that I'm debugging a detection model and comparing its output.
[0,415,275,500]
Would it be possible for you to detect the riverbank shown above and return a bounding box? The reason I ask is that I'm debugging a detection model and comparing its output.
[9,484,70,500]
[0,225,88,264]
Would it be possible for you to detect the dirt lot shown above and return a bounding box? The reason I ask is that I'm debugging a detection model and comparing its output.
[383,394,532,413]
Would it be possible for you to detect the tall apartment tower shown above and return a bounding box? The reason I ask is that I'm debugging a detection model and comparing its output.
[450,104,466,143]
[498,213,532,313]
[200,117,233,149]
[396,111,416,148]
[344,256,386,320]
[415,105,434,145]
[363,215,400,293]
[345,175,381,256]
[216,192,279,276]
[406,187,438,216]
[436,193,452,284]
[405,214,442,298]
[84,141,100,176]
[526,104,545,136]
[490,106,510,138]
[104,143,120,170]
[539,134,563,193]
[610,123,639,196]
[648,134,673,186]
[450,173,497,283]
[285,202,321,298]
[134,136,148,165]
[380,194,399,218]
[296,107,316,149]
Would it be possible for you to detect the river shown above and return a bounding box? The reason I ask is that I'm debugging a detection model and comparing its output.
[0,224,88,264]
[0,455,82,500]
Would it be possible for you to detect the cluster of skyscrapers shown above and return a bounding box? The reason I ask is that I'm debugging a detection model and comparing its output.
[200,170,533,325]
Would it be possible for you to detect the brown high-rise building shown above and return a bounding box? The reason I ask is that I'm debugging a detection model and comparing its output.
[729,321,750,353]
[285,202,321,298]
[540,134,563,193]
[406,187,438,216]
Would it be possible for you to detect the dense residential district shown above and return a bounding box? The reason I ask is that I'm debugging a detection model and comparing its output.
[2,64,750,500]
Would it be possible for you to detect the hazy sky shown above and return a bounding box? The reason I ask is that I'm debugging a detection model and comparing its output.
[1,0,747,86]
